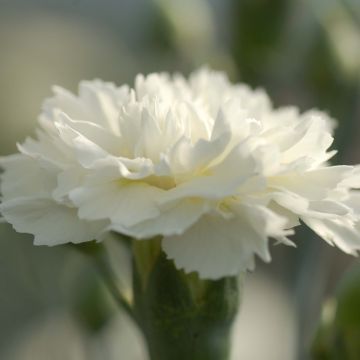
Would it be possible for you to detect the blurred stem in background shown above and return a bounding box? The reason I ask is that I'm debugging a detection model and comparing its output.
[152,0,237,77]
[231,0,291,86]
[312,264,360,359]
[76,241,136,325]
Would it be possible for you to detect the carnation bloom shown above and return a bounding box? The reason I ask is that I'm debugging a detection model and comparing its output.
[1,68,360,279]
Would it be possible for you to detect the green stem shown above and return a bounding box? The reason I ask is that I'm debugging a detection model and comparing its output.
[132,240,241,360]
[76,239,242,359]
[74,241,138,325]
[93,254,136,323]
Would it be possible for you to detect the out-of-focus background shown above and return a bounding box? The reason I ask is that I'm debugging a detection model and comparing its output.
[1,1,360,359]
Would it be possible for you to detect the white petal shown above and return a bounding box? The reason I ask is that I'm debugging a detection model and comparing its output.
[0,154,57,201]
[267,201,301,229]
[303,217,360,255]
[52,167,86,202]
[168,129,230,177]
[70,182,164,227]
[271,190,351,220]
[83,156,154,182]
[0,197,107,245]
[280,115,334,165]
[44,81,128,134]
[308,200,350,217]
[269,166,353,201]
[340,166,360,188]
[55,112,121,155]
[271,191,310,215]
[162,204,288,279]
[54,120,110,168]
[344,191,360,214]
[114,198,210,239]
[17,132,72,169]
[161,141,258,204]
[78,80,127,133]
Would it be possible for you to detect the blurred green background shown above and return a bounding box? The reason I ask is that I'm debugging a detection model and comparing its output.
[1,0,360,359]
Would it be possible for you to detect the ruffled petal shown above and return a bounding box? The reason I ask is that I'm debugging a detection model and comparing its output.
[162,141,258,203]
[0,155,57,201]
[303,217,360,255]
[0,197,107,245]
[70,182,164,227]
[113,198,210,239]
[162,204,288,279]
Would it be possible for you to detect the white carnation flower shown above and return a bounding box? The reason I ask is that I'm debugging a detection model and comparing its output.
[1,68,360,279]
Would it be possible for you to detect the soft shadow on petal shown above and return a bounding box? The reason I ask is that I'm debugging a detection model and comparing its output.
[70,182,163,227]
[162,204,288,279]
[0,197,107,246]
[303,217,360,255]
[114,198,209,239]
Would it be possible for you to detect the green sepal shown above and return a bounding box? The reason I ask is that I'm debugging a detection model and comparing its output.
[133,243,240,360]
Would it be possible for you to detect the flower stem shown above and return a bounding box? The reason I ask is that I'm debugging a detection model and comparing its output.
[93,253,136,323]
[132,240,241,360]
[74,241,138,325]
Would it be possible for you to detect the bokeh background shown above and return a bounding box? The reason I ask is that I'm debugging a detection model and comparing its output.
[1,0,360,359]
